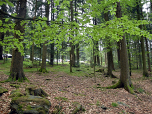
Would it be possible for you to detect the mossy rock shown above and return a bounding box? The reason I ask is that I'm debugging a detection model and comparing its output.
[26,85,48,97]
[0,86,8,96]
[10,95,51,114]
[9,89,24,98]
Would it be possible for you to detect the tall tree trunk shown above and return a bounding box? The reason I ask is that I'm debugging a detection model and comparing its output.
[105,52,107,67]
[96,41,100,66]
[145,38,151,72]
[50,0,54,66]
[126,35,131,76]
[106,2,134,94]
[136,0,149,77]
[10,0,27,81]
[70,0,74,72]
[117,42,120,68]
[104,11,115,78]
[76,44,79,67]
[39,0,49,72]
[0,4,6,60]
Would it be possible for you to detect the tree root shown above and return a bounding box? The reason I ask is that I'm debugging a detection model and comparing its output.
[104,80,142,101]
[39,68,48,73]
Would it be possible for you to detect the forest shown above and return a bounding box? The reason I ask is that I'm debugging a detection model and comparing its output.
[0,0,152,113]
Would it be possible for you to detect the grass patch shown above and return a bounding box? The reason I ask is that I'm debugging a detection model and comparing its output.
[96,100,100,106]
[54,97,68,102]
[111,102,118,107]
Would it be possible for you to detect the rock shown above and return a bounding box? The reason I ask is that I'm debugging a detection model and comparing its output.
[71,104,85,114]
[0,86,8,96]
[10,95,51,114]
[9,89,24,98]
[26,85,48,97]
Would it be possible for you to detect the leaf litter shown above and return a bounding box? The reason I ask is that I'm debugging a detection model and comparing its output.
[0,69,152,114]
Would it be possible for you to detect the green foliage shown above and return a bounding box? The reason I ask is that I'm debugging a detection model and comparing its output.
[96,100,100,106]
[111,102,118,107]
[23,60,33,68]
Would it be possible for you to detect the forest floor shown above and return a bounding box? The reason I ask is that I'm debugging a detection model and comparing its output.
[0,64,152,114]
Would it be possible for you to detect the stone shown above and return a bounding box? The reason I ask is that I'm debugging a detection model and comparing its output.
[10,95,51,114]
[25,85,48,97]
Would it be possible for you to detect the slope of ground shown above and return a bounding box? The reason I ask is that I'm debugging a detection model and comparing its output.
[0,64,152,114]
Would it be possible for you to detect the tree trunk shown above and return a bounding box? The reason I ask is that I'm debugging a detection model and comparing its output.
[39,41,47,72]
[96,42,100,66]
[126,35,131,76]
[76,44,79,67]
[50,0,54,66]
[106,2,134,94]
[70,0,74,72]
[145,38,151,72]
[0,33,4,60]
[39,0,49,72]
[9,0,27,81]
[104,11,115,78]
[0,4,6,60]
[136,0,149,77]
[117,42,120,68]
[105,52,107,67]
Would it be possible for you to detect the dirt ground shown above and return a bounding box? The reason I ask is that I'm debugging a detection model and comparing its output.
[0,68,152,114]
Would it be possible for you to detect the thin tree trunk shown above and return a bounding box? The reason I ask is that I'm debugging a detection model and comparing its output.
[40,41,47,72]
[136,0,149,76]
[145,38,151,72]
[126,35,131,76]
[76,44,79,67]
[50,0,54,66]
[0,4,6,60]
[70,0,74,72]
[104,11,115,78]
[117,42,120,68]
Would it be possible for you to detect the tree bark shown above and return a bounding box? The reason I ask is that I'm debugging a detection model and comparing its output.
[10,0,27,81]
[0,4,6,60]
[145,37,151,72]
[50,0,54,66]
[136,0,149,77]
[70,0,74,72]
[39,0,49,72]
[104,11,115,78]
[106,2,134,94]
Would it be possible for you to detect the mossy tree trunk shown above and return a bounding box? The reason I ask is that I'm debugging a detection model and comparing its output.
[9,0,27,81]
[106,2,134,94]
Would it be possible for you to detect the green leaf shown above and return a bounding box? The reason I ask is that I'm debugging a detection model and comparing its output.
[5,18,9,22]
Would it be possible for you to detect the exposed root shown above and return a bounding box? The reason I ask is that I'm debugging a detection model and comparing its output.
[39,68,48,73]
[105,80,122,89]
[104,80,142,101]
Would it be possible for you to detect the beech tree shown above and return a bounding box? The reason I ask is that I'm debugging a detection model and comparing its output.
[9,0,27,81]
[39,0,49,73]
